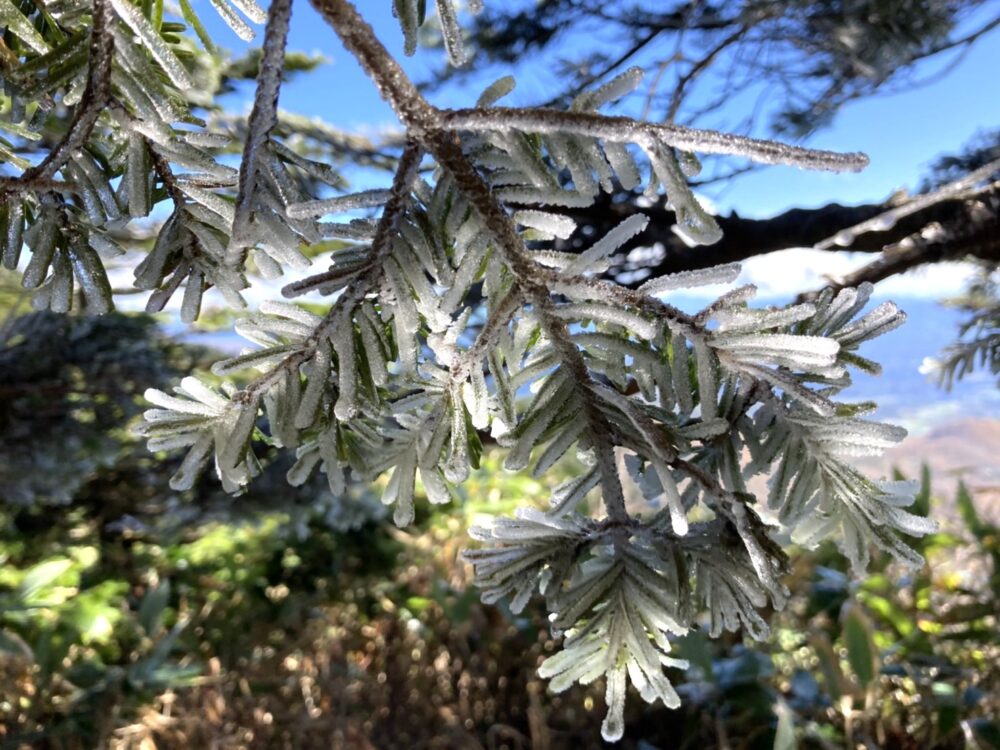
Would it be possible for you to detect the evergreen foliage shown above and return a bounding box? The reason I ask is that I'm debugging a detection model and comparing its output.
[0,0,956,740]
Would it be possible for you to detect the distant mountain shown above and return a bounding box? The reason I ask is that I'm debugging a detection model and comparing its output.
[855,416,1000,525]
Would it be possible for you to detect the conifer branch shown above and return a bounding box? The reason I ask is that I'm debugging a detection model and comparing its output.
[231,0,294,258]
[119,2,937,740]
[235,140,424,403]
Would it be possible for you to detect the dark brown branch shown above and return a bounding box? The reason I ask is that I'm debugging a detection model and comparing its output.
[546,192,888,280]
[818,186,1000,295]
[309,0,435,129]
[147,144,185,208]
[442,106,869,171]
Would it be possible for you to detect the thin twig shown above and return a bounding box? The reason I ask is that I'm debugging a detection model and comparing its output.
[666,25,748,122]
[442,106,868,172]
[230,0,294,258]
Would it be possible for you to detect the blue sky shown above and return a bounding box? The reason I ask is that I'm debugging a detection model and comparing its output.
[200,0,1000,218]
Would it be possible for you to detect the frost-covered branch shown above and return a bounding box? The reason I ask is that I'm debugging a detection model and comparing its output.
[231,0,295,260]
[237,141,424,402]
[442,107,870,172]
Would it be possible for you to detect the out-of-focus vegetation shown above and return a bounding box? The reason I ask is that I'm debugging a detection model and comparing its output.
[1,305,998,749]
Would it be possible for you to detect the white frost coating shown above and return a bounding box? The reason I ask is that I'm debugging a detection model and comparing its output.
[644,144,723,245]
[547,133,598,197]
[0,0,49,52]
[75,153,121,219]
[110,0,194,89]
[176,376,229,414]
[573,66,644,111]
[228,0,266,23]
[444,388,471,484]
[181,184,236,224]
[639,262,741,295]
[564,213,648,275]
[254,210,313,269]
[420,465,451,505]
[436,0,466,67]
[182,131,231,148]
[692,339,717,419]
[332,323,358,420]
[835,301,905,346]
[817,155,1000,249]
[602,665,627,742]
[88,232,124,259]
[286,189,392,219]
[260,300,322,327]
[181,268,204,323]
[445,109,869,173]
[208,0,256,40]
[514,210,577,239]
[717,333,840,371]
[554,303,657,340]
[603,141,642,191]
[394,0,419,55]
[496,186,596,208]
[294,341,331,429]
[652,460,688,535]
[712,302,815,334]
[477,76,516,107]
[168,434,214,491]
[126,133,150,218]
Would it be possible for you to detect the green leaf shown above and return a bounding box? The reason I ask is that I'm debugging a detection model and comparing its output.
[18,558,73,601]
[810,631,845,701]
[859,592,912,637]
[956,481,987,538]
[139,580,171,635]
[843,604,878,689]
[773,698,797,750]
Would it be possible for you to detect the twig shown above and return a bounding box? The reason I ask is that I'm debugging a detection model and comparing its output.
[666,25,748,122]
[230,0,294,258]
[441,107,869,172]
